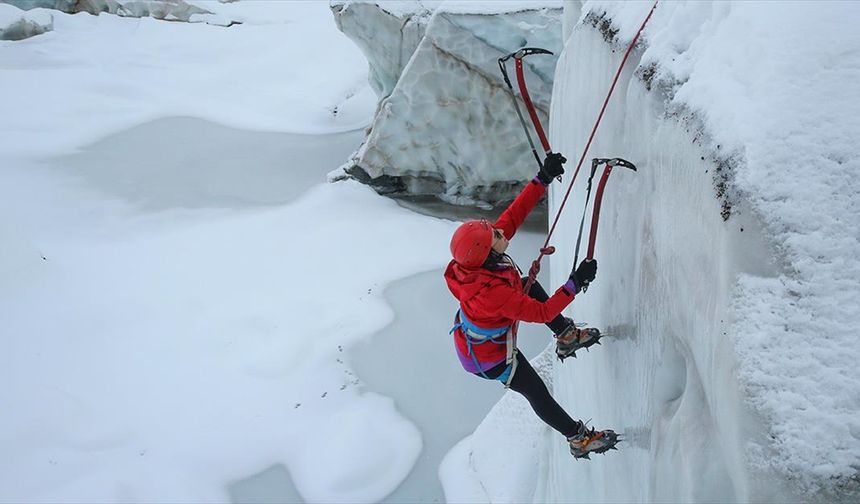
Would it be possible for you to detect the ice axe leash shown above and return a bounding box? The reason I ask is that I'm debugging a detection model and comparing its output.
[572,158,637,292]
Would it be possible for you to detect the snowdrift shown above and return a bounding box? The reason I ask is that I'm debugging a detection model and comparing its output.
[0,3,52,40]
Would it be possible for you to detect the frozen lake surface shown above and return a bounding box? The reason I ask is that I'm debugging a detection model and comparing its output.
[49,116,364,211]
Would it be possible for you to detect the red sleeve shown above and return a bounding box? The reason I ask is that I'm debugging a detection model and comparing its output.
[493,180,546,240]
[480,283,575,324]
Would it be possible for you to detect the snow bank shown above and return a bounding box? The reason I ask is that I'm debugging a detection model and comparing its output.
[0,1,374,157]
[0,3,53,40]
[440,346,556,503]
[541,0,859,500]
[0,162,450,502]
[332,0,564,207]
[0,1,447,501]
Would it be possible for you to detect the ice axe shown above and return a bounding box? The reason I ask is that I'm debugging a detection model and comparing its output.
[572,157,637,292]
[498,47,561,181]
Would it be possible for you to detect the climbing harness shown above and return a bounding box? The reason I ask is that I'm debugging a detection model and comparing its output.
[450,309,519,387]
[498,1,658,293]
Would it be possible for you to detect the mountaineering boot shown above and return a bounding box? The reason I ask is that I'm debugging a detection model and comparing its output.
[555,318,603,360]
[567,421,620,460]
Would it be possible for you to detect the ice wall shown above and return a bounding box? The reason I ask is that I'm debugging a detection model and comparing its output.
[332,1,563,207]
[538,2,859,502]
[542,24,783,502]
[441,2,859,502]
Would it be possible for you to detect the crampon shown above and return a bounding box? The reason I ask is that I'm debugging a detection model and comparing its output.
[567,423,621,460]
[555,324,603,361]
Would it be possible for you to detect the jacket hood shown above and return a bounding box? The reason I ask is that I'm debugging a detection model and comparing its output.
[444,260,516,303]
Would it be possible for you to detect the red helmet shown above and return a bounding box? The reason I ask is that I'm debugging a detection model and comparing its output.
[450,220,493,268]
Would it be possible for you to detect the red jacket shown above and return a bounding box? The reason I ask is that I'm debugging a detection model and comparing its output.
[444,180,575,370]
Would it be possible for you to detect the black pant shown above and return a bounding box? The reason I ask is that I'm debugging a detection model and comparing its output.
[481,352,580,438]
[474,279,579,438]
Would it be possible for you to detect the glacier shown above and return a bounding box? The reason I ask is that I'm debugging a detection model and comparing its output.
[442,1,860,502]
[332,0,564,207]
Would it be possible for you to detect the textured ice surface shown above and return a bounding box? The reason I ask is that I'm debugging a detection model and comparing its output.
[0,3,52,40]
[450,1,860,501]
[331,1,433,99]
[569,1,860,497]
[544,26,786,502]
[332,1,564,207]
[3,0,236,26]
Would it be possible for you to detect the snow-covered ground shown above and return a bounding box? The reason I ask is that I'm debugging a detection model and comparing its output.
[0,2,479,502]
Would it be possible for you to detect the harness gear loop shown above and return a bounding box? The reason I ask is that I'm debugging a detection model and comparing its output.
[503,348,519,389]
[451,309,518,383]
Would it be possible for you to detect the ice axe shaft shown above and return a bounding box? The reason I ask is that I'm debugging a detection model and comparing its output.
[515,56,550,154]
[498,47,559,180]
[586,158,637,260]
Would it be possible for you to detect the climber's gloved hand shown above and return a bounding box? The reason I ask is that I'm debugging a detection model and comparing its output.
[568,259,597,293]
[535,152,567,185]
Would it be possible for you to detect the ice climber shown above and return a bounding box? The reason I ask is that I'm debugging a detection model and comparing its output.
[444,152,619,459]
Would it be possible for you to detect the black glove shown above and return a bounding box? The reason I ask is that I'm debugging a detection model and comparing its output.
[536,152,566,185]
[570,259,597,290]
